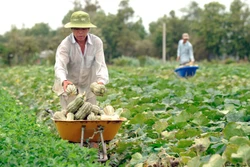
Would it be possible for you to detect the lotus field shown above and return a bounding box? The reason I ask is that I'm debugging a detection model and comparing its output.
[1,62,250,167]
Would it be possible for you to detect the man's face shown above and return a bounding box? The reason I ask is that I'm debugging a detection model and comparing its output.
[72,28,90,42]
[183,38,188,43]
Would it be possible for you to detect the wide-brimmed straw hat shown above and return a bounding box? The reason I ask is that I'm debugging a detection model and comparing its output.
[64,11,96,28]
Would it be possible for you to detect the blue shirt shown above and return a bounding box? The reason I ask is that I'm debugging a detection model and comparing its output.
[177,40,194,64]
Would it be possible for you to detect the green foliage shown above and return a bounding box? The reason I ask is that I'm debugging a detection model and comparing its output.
[111,56,140,67]
[95,0,146,62]
[0,88,105,167]
[0,43,10,66]
[138,56,164,67]
[26,23,51,36]
[2,0,250,161]
[226,0,250,59]
[112,56,164,67]
[2,0,250,66]
[200,2,227,58]
[1,63,250,166]
[223,57,236,64]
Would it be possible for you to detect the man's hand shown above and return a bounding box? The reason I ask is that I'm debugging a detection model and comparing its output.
[177,56,180,61]
[90,82,106,96]
[97,81,104,85]
[62,80,73,91]
[187,61,194,65]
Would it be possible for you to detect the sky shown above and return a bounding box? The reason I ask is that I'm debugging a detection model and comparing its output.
[1,0,249,35]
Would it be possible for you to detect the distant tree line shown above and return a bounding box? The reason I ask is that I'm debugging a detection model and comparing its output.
[0,0,250,66]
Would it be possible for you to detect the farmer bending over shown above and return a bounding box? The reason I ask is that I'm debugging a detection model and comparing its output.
[52,11,109,109]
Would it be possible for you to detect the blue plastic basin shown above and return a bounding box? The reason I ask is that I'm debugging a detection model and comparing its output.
[174,66,199,78]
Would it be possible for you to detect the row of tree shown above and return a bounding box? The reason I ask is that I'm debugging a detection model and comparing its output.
[0,0,250,66]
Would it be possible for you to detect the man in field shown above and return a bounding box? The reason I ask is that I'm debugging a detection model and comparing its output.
[52,11,109,109]
[177,33,195,66]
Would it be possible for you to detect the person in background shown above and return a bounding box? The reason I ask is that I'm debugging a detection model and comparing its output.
[176,33,195,66]
[52,11,109,110]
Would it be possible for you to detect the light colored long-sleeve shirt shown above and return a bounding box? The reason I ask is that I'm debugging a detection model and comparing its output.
[52,33,109,99]
[177,40,194,65]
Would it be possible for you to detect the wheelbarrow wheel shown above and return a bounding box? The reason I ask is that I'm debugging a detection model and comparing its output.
[89,142,99,149]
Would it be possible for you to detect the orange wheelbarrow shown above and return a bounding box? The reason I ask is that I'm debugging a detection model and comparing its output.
[46,109,126,162]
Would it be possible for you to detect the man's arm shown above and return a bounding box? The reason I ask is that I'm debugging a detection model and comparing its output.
[176,56,180,61]
[177,40,181,61]
[94,38,109,85]
[189,44,195,62]
[54,44,70,89]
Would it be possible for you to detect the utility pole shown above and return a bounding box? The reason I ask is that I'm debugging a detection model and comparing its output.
[162,23,166,63]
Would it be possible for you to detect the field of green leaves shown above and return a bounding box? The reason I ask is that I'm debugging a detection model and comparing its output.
[1,62,250,167]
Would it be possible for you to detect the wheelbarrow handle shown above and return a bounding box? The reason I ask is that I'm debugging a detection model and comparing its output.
[45,108,54,118]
